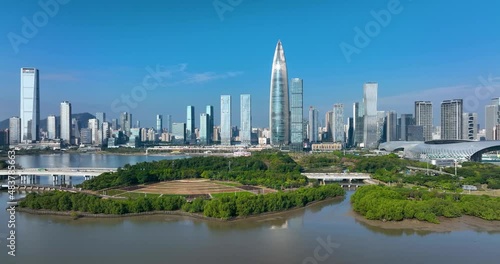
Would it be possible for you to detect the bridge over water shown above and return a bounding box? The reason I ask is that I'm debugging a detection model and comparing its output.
[302,173,372,187]
[0,168,117,184]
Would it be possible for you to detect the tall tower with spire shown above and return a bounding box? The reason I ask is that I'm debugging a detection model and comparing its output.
[269,40,290,145]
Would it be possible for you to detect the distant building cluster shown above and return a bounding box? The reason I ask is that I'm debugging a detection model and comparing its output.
[3,44,500,152]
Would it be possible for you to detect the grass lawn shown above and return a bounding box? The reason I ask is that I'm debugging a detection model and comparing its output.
[210,191,255,199]
[120,192,163,199]
[103,189,127,196]
[212,181,243,187]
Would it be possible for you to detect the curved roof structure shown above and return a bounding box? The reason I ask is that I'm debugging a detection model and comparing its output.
[379,140,500,161]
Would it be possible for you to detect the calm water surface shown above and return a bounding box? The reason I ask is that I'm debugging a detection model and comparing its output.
[0,154,499,264]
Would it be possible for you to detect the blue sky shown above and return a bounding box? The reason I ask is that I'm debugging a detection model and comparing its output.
[1,0,500,128]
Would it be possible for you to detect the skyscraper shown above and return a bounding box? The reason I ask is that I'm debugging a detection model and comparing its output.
[415,101,433,141]
[377,111,386,143]
[9,117,21,145]
[485,98,500,140]
[441,99,463,140]
[120,112,132,136]
[462,112,478,140]
[240,94,251,145]
[102,122,110,144]
[269,40,290,145]
[332,104,344,143]
[325,111,333,142]
[186,106,195,144]
[347,117,354,148]
[156,114,163,133]
[96,112,106,126]
[172,123,186,144]
[72,118,80,140]
[290,78,304,149]
[221,95,231,145]
[308,107,319,143]
[88,118,99,145]
[399,114,414,141]
[47,115,56,139]
[205,106,214,144]
[111,118,118,130]
[363,82,378,148]
[20,67,40,142]
[60,101,72,143]
[385,111,398,142]
[165,115,172,134]
[353,102,364,147]
[199,113,210,145]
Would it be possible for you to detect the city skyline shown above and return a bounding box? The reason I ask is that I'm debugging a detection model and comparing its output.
[2,1,500,128]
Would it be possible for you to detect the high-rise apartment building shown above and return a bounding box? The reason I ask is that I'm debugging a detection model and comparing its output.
[332,104,344,143]
[308,107,319,142]
[9,117,21,145]
[441,99,463,140]
[240,94,251,145]
[20,67,40,142]
[415,101,433,141]
[290,78,304,148]
[363,82,378,148]
[462,113,478,140]
[269,40,290,145]
[47,115,57,139]
[221,95,232,145]
[60,101,72,143]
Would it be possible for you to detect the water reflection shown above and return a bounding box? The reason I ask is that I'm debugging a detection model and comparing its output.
[353,218,437,237]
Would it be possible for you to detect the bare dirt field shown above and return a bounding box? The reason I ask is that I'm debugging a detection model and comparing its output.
[132,179,247,195]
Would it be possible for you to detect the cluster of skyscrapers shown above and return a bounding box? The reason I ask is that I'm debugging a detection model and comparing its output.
[3,42,500,150]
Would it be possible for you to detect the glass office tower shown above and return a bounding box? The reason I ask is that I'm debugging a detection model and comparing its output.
[20,67,40,142]
[290,78,304,148]
[269,40,290,145]
[240,94,251,145]
[221,95,231,145]
[363,82,378,149]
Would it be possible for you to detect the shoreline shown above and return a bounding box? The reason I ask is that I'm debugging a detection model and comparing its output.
[348,209,500,232]
[16,196,344,222]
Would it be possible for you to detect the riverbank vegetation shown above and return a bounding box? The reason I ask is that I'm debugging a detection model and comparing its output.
[19,184,345,219]
[294,152,500,190]
[351,185,500,223]
[79,152,306,191]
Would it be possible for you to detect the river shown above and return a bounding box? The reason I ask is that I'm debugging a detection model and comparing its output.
[1,154,499,263]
